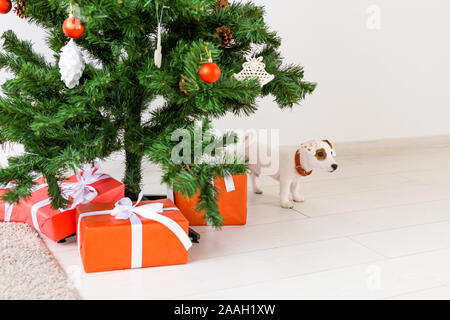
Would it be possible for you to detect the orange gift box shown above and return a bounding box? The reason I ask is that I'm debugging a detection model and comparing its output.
[0,169,124,242]
[76,198,191,273]
[171,174,247,226]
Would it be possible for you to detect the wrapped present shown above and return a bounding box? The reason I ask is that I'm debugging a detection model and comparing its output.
[168,173,247,226]
[76,193,192,273]
[0,177,53,224]
[0,182,24,222]
[0,165,124,242]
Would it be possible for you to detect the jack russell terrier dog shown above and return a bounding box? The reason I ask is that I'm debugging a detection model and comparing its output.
[242,134,338,208]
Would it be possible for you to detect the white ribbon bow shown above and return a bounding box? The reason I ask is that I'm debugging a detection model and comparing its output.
[77,191,192,270]
[0,182,16,189]
[59,164,110,210]
[111,192,164,220]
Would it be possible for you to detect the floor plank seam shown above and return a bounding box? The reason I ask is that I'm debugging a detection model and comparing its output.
[292,208,311,218]
[373,245,450,262]
[382,285,446,300]
[190,220,450,267]
[299,176,450,199]
[294,196,450,219]
[193,210,308,234]
[187,233,391,264]
[191,215,450,263]
[346,216,450,240]
[170,257,385,300]
[346,237,389,259]
[259,180,420,199]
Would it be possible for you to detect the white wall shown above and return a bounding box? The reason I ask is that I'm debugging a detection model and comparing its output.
[0,13,54,80]
[215,0,450,144]
[1,0,450,146]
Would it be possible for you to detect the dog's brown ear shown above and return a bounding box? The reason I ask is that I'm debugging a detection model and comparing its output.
[322,139,333,149]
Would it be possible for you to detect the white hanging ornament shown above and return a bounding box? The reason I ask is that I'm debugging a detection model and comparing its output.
[59,39,85,89]
[154,5,168,69]
[154,23,162,68]
[234,56,275,87]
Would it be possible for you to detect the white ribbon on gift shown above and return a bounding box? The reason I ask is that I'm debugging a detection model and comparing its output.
[166,171,236,202]
[77,191,192,269]
[59,164,111,210]
[223,172,236,192]
[1,182,17,222]
[31,164,109,233]
[4,202,14,222]
[166,184,175,203]
[1,178,48,223]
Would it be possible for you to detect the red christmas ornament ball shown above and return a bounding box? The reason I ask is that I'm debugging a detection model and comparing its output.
[0,0,12,14]
[63,15,85,39]
[199,62,221,83]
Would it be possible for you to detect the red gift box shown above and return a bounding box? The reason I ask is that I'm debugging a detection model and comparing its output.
[0,183,23,223]
[0,177,47,223]
[76,194,192,273]
[0,166,124,242]
[168,174,248,226]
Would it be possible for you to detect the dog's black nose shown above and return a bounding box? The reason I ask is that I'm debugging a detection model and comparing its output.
[331,164,338,170]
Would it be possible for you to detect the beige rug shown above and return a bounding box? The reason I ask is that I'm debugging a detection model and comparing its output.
[0,222,81,300]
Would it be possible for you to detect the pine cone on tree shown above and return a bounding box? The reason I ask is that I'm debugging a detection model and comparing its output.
[14,0,26,19]
[179,78,191,94]
[216,26,233,47]
[214,0,230,10]
[182,164,194,171]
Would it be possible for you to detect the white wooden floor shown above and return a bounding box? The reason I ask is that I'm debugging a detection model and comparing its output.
[43,136,450,300]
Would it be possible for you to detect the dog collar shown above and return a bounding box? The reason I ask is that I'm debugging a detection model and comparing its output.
[295,150,312,176]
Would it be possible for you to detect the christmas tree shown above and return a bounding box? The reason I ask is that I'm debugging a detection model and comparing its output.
[0,0,315,226]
